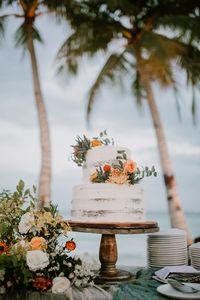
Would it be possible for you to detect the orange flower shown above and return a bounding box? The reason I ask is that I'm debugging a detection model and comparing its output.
[106,169,129,185]
[90,172,98,182]
[123,159,137,174]
[110,169,121,176]
[74,149,78,156]
[0,242,8,254]
[65,240,76,251]
[103,165,111,173]
[29,237,47,251]
[32,277,52,291]
[92,139,102,147]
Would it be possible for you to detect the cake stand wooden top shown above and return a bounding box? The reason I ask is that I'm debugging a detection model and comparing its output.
[68,220,159,234]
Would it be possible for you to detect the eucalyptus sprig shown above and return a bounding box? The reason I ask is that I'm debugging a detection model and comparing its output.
[128,165,157,185]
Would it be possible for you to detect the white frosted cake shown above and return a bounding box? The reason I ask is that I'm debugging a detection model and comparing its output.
[71,145,146,223]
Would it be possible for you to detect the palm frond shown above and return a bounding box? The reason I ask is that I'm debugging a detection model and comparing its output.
[0,0,17,7]
[177,44,200,86]
[172,85,182,122]
[57,25,115,75]
[0,16,5,39]
[154,15,200,44]
[192,87,197,126]
[87,51,129,120]
[131,70,145,108]
[14,21,43,48]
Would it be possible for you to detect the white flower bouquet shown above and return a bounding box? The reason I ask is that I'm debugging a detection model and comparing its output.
[0,181,96,297]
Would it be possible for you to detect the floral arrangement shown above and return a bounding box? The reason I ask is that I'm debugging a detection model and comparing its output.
[71,130,114,166]
[0,181,96,297]
[71,131,157,185]
[90,149,157,185]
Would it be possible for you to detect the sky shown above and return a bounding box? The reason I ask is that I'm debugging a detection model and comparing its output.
[0,6,200,217]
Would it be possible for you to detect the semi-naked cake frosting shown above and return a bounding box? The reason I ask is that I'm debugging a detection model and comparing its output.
[71,145,146,223]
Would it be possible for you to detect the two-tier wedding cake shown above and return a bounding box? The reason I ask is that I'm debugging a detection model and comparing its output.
[70,131,156,223]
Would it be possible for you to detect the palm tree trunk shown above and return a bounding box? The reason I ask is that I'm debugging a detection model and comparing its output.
[137,56,192,245]
[27,20,51,208]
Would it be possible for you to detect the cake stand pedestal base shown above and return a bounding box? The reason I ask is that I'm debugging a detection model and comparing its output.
[96,234,132,283]
[95,269,132,284]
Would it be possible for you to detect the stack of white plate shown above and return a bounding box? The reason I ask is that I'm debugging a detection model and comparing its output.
[147,228,188,268]
[189,242,200,270]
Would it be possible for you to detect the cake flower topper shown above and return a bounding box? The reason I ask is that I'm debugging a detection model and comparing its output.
[71,131,157,185]
[71,130,114,167]
[90,149,157,185]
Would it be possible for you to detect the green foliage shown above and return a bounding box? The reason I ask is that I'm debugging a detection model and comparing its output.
[43,203,58,218]
[56,0,200,122]
[128,165,157,185]
[71,134,91,166]
[71,130,114,166]
[92,166,111,183]
[0,180,37,244]
[15,22,43,48]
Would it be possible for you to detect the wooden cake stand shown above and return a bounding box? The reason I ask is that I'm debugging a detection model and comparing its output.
[68,221,159,283]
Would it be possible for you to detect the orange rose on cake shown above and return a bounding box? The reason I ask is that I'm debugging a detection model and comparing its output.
[123,159,137,174]
[92,139,102,147]
[29,237,47,251]
[103,165,111,172]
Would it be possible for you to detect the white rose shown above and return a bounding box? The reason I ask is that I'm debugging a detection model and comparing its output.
[74,279,81,287]
[18,212,34,234]
[52,277,70,294]
[26,250,49,271]
[7,281,12,288]
[0,286,6,294]
[0,270,5,281]
[82,278,89,286]
[67,262,72,267]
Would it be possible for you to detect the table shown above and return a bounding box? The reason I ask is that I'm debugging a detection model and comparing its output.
[68,221,159,283]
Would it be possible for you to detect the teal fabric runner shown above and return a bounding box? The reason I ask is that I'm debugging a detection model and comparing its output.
[113,269,168,300]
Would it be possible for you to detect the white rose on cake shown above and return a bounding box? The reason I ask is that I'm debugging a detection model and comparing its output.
[18,212,34,234]
[26,250,49,271]
[52,277,70,293]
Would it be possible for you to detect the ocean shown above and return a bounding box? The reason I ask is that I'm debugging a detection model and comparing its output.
[62,211,200,267]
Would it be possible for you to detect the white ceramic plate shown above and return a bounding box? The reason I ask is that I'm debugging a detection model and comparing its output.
[149,263,187,268]
[190,243,200,249]
[148,240,186,244]
[191,259,200,263]
[157,283,200,299]
[148,251,187,255]
[148,257,187,262]
[148,229,186,237]
[148,237,185,242]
